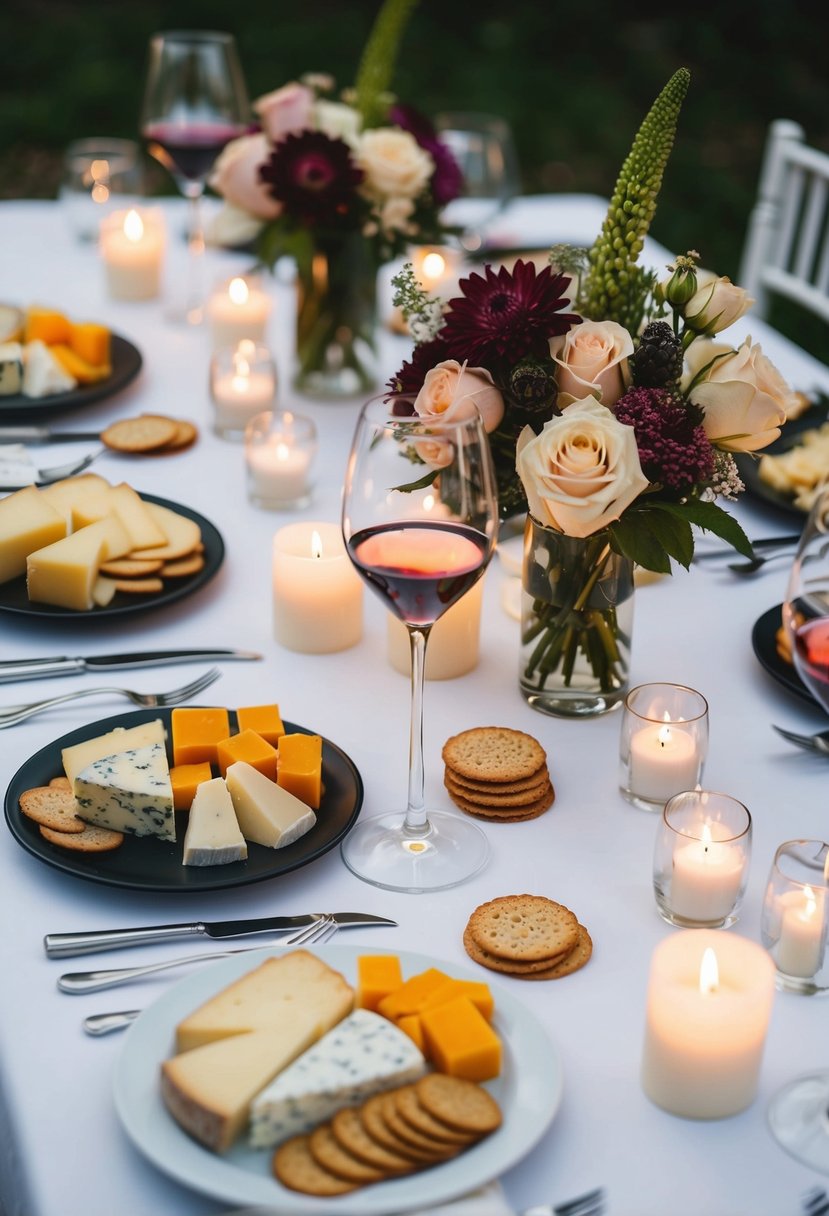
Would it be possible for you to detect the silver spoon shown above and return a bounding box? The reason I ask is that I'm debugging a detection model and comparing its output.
[773,724,829,754]
[727,549,798,575]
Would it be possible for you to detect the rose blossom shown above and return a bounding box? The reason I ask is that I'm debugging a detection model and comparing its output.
[378,195,416,236]
[209,133,282,220]
[682,269,754,335]
[549,319,633,406]
[516,397,649,538]
[356,128,434,200]
[414,360,504,433]
[253,82,314,142]
[315,100,361,144]
[684,336,795,452]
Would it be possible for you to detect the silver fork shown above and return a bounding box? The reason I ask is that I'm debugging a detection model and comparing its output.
[773,724,829,754]
[0,447,104,492]
[524,1187,606,1216]
[0,667,221,727]
[81,917,342,1036]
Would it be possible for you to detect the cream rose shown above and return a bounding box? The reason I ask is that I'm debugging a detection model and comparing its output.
[356,128,434,200]
[314,100,361,144]
[209,133,282,220]
[414,360,504,433]
[378,196,416,236]
[685,336,795,452]
[254,82,314,142]
[683,269,754,335]
[549,320,633,406]
[516,397,648,538]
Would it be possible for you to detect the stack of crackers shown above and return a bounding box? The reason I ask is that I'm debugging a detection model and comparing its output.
[442,726,554,821]
[464,895,592,981]
[18,779,124,853]
[274,1074,501,1197]
[101,414,198,456]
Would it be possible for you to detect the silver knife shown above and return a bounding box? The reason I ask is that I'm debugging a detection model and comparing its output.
[0,426,102,443]
[44,912,397,958]
[0,649,262,683]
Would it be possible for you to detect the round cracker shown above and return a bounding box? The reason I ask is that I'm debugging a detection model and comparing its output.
[463,924,571,975]
[445,772,552,806]
[273,1134,358,1196]
[142,415,199,452]
[447,782,555,819]
[39,823,124,852]
[442,726,546,783]
[112,576,165,594]
[160,553,205,578]
[468,894,578,962]
[101,415,178,452]
[139,503,202,560]
[19,786,84,833]
[308,1123,387,1184]
[99,557,164,577]
[444,766,549,795]
[513,924,594,980]
[48,775,72,790]
[330,1107,414,1174]
[382,1094,464,1158]
[359,1094,436,1162]
[414,1074,502,1135]
[394,1085,476,1144]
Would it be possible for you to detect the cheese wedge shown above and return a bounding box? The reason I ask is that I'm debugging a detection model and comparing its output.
[39,474,113,524]
[62,718,166,783]
[109,483,167,550]
[225,761,316,849]
[26,522,109,610]
[0,485,66,584]
[22,338,77,397]
[0,341,24,395]
[73,741,175,840]
[182,777,247,866]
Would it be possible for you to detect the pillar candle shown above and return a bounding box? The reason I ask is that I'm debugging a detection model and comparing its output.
[641,930,776,1119]
[386,574,485,679]
[100,207,164,300]
[629,722,700,804]
[273,522,363,654]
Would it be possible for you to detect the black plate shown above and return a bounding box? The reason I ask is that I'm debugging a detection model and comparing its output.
[751,603,816,706]
[0,333,143,423]
[735,401,829,520]
[0,492,223,621]
[3,708,364,891]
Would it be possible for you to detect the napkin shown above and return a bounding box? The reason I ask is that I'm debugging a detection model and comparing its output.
[0,444,36,485]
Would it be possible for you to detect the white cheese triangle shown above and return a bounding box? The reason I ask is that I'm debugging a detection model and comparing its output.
[22,339,77,397]
[225,761,316,849]
[182,777,247,866]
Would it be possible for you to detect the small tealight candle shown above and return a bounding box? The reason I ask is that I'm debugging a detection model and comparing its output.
[210,342,277,441]
[641,930,776,1119]
[272,522,363,654]
[100,206,164,300]
[761,839,829,993]
[411,245,462,297]
[777,887,825,978]
[620,683,708,811]
[245,410,317,510]
[653,790,751,929]
[207,274,271,349]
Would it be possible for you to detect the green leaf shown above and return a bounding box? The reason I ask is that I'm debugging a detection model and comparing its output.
[393,469,440,493]
[354,0,420,126]
[609,508,695,572]
[653,499,754,558]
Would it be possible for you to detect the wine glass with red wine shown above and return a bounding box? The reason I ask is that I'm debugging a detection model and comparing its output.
[340,395,499,892]
[140,30,249,324]
[783,486,829,713]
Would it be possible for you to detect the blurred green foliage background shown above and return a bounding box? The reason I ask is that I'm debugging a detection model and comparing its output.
[1,0,826,356]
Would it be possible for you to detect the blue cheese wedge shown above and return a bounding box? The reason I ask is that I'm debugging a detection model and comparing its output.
[73,741,175,840]
[182,777,247,866]
[225,761,316,849]
[0,343,24,395]
[248,1008,427,1148]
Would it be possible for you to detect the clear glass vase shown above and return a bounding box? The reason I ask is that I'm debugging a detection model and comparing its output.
[293,231,378,399]
[519,515,635,717]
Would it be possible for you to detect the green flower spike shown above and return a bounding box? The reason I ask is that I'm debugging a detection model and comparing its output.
[580,67,691,331]
[354,0,420,127]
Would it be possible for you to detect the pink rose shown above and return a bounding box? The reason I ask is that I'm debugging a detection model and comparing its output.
[253,82,314,142]
[414,360,504,433]
[209,133,282,221]
[549,319,633,406]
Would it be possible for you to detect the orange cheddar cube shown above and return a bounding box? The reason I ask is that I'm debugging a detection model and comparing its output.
[24,307,72,346]
[397,1013,425,1052]
[277,733,322,809]
[356,954,403,1012]
[51,343,111,383]
[69,321,111,367]
[236,704,285,746]
[171,706,230,767]
[419,995,502,1082]
[377,968,451,1021]
[416,978,495,1022]
[215,729,278,780]
[169,762,213,811]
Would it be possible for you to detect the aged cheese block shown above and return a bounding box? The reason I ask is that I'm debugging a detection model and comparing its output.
[0,486,66,584]
[277,733,322,809]
[418,995,502,1082]
[225,761,316,849]
[215,729,278,780]
[182,777,247,866]
[249,1008,427,1148]
[73,741,175,840]
[26,521,110,610]
[62,718,166,784]
[171,706,230,767]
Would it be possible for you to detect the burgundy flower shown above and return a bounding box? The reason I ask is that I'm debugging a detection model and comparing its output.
[389,102,463,206]
[614,386,715,493]
[440,261,581,368]
[386,334,450,409]
[259,130,363,226]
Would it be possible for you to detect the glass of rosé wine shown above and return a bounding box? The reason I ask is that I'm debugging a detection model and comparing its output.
[340,395,499,892]
[783,486,829,714]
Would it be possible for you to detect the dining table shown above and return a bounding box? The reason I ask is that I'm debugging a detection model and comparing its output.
[1,191,829,1216]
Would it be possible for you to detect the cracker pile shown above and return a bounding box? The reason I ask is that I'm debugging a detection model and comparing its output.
[18,778,123,853]
[273,1074,501,1196]
[101,414,198,455]
[464,895,592,981]
[442,726,554,821]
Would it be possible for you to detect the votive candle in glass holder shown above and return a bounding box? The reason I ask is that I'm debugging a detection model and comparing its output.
[653,790,752,928]
[210,341,277,441]
[100,206,164,301]
[761,839,829,995]
[207,273,271,350]
[245,410,317,510]
[620,682,708,811]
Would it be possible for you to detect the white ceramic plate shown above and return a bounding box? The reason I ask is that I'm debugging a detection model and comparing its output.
[114,943,563,1213]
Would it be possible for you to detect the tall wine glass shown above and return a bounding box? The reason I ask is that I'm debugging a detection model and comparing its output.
[783,485,829,712]
[434,112,521,252]
[341,396,499,892]
[140,31,250,324]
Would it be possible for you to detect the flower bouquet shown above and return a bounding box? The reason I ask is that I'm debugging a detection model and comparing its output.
[209,0,460,398]
[388,67,800,715]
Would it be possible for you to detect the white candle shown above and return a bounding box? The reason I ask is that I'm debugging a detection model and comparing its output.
[273,522,363,654]
[211,343,277,438]
[629,721,700,804]
[777,886,826,978]
[100,207,164,300]
[386,574,485,680]
[207,276,271,349]
[641,930,776,1119]
[412,246,462,297]
[248,439,311,504]
[670,823,746,923]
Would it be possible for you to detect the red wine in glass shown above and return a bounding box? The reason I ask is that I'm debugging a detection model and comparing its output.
[792,616,829,709]
[142,120,246,184]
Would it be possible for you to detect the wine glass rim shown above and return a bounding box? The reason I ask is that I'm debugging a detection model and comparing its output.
[150,29,237,44]
[359,392,488,433]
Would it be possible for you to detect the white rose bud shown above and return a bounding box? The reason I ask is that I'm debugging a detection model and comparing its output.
[685,336,796,452]
[683,270,754,335]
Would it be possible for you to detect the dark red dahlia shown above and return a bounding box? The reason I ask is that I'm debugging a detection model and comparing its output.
[385,334,450,411]
[389,103,463,206]
[614,386,715,494]
[259,131,363,227]
[440,261,581,369]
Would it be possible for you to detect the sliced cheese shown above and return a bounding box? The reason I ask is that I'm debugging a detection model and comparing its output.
[26,522,108,610]
[70,509,131,559]
[0,485,66,584]
[74,741,175,840]
[249,1008,427,1148]
[39,474,113,525]
[138,502,202,560]
[22,338,77,397]
[62,718,167,784]
[109,483,167,550]
[225,761,316,849]
[182,777,247,866]
[91,575,118,607]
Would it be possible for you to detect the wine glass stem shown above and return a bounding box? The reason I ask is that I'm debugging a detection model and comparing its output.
[404,626,431,833]
[183,184,206,324]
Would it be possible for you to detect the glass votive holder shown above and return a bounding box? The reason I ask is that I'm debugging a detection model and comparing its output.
[209,341,277,441]
[653,790,752,929]
[244,410,317,510]
[619,682,709,811]
[206,272,272,351]
[59,137,143,242]
[761,839,829,995]
[100,206,165,301]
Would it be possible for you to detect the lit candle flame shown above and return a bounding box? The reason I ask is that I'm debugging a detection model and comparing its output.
[311,529,323,559]
[699,946,719,995]
[123,209,144,242]
[421,251,446,281]
[229,277,249,306]
[804,886,818,922]
[276,441,290,463]
[701,823,713,853]
[657,724,673,748]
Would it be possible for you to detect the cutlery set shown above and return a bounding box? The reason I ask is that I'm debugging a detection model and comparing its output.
[694,533,801,575]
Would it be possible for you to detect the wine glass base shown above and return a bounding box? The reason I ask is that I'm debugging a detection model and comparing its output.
[767,1069,829,1174]
[340,809,490,893]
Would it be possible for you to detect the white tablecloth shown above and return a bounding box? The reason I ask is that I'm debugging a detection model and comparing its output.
[2,196,829,1216]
